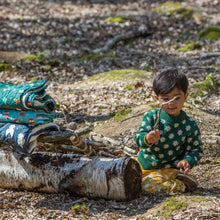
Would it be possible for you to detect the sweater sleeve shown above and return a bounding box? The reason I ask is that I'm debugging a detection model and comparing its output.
[182,122,203,168]
[134,110,155,148]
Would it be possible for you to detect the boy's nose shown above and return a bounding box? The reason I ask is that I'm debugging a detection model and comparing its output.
[168,101,175,106]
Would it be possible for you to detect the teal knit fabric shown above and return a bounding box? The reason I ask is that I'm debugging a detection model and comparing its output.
[134,109,203,170]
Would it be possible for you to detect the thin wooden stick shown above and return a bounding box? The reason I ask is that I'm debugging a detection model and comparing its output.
[154,97,177,130]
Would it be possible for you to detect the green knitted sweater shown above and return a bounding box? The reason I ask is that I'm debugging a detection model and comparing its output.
[134,109,203,170]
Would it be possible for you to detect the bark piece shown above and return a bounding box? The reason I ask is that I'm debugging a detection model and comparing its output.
[0,148,142,201]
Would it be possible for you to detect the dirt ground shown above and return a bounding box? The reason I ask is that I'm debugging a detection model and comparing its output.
[0,0,220,219]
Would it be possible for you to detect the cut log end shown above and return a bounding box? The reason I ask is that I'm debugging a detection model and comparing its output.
[123,158,142,201]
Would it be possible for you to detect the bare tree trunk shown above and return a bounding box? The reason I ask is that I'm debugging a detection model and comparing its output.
[0,148,141,201]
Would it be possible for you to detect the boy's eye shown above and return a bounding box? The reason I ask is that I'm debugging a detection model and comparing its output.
[162,97,180,101]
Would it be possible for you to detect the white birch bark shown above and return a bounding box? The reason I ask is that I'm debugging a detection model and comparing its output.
[0,148,141,201]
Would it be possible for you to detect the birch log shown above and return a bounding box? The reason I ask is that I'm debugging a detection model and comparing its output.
[0,148,142,201]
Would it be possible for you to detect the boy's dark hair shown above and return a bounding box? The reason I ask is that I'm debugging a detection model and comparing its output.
[153,69,189,95]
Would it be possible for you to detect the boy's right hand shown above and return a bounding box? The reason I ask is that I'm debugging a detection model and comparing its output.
[145,129,160,145]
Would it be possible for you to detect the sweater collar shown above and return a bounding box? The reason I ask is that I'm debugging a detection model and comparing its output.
[160,109,186,123]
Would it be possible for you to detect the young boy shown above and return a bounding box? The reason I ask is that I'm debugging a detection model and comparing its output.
[134,69,203,193]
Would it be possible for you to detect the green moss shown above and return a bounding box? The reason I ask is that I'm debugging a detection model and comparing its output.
[29,77,37,82]
[113,108,132,121]
[192,80,212,98]
[124,84,135,90]
[77,52,116,62]
[64,5,73,10]
[104,16,127,23]
[154,2,183,13]
[158,196,188,217]
[24,55,37,61]
[24,53,47,63]
[45,65,52,71]
[199,26,220,40]
[0,63,12,72]
[154,1,192,17]
[189,196,207,202]
[89,69,151,82]
[98,105,108,109]
[173,7,192,18]
[177,42,202,52]
[192,12,204,22]
[71,205,89,215]
[154,1,202,20]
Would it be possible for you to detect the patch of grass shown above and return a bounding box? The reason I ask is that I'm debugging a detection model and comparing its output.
[98,106,108,109]
[89,69,151,82]
[198,26,220,40]
[71,205,89,215]
[113,108,131,122]
[191,72,220,98]
[36,53,46,63]
[104,16,127,23]
[24,54,37,61]
[157,196,188,217]
[0,63,13,72]
[177,41,202,52]
[192,12,204,22]
[23,53,48,64]
[189,196,207,202]
[124,84,135,90]
[23,54,60,71]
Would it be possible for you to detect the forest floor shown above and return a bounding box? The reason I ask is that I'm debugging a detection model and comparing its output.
[0,0,220,219]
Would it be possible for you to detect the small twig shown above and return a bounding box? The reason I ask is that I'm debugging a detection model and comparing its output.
[154,97,177,130]
[121,112,145,122]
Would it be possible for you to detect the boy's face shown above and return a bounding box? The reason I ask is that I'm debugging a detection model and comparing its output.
[154,87,188,117]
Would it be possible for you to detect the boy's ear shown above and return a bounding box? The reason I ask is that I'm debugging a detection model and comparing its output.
[154,95,160,103]
[184,93,189,101]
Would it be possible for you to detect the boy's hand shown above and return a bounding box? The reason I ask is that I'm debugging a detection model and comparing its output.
[177,160,190,174]
[145,129,160,145]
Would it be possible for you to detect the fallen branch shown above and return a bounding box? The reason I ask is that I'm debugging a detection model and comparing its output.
[38,125,92,143]
[0,148,142,201]
[92,29,152,54]
[201,52,220,58]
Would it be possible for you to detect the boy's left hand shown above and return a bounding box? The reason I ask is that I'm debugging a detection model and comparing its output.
[177,160,190,174]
